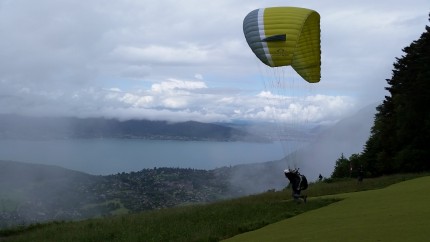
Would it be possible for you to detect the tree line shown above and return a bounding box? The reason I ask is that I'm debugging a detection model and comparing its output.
[332,13,430,178]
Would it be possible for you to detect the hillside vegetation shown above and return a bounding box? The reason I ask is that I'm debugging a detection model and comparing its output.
[331,16,430,178]
[0,160,241,228]
[0,173,427,242]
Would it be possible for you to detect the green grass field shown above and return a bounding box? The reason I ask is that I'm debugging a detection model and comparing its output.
[224,176,430,242]
[1,174,428,242]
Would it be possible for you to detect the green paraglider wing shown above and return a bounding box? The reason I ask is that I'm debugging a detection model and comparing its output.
[243,7,321,83]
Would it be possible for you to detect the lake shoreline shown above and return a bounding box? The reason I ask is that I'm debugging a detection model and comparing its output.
[0,139,307,175]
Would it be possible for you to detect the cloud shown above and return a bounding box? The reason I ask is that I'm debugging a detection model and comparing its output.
[151,79,208,93]
[194,74,203,80]
[0,76,355,124]
[0,0,428,124]
[109,44,210,65]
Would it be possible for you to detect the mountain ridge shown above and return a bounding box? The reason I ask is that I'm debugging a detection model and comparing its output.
[0,114,266,142]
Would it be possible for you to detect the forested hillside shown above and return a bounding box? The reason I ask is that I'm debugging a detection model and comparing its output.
[0,160,238,228]
[332,14,430,178]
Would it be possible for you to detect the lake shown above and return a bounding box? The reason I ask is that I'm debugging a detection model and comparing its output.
[0,139,306,175]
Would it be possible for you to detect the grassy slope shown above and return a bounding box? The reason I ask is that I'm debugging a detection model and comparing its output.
[224,176,430,242]
[0,195,336,242]
[1,174,427,242]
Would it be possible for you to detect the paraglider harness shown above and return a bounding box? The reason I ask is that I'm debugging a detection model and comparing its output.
[284,168,308,193]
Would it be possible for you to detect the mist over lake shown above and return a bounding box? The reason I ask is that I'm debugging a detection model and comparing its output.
[0,139,305,175]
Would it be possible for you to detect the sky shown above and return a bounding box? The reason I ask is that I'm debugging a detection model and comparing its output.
[0,0,429,125]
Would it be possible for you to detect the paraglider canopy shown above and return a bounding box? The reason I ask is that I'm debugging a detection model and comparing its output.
[243,7,321,83]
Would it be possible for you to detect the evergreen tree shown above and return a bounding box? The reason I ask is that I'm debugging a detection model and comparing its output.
[331,153,351,178]
[362,13,430,176]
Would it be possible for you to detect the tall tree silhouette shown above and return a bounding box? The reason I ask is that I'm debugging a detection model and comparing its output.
[362,13,430,176]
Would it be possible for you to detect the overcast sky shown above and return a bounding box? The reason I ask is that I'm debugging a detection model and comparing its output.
[1,0,428,124]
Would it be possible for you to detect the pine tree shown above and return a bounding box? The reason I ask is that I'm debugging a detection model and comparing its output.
[331,153,350,178]
[362,13,430,176]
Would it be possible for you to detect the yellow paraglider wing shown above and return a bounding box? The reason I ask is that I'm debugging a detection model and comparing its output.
[243,7,321,83]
